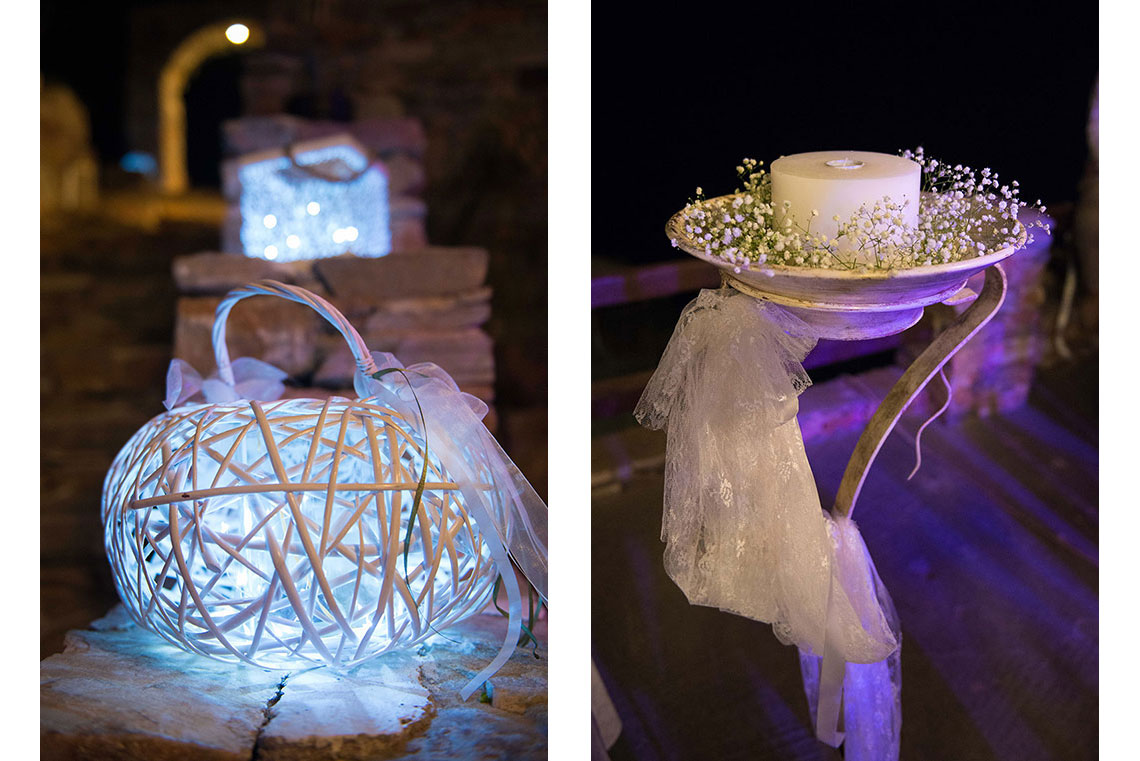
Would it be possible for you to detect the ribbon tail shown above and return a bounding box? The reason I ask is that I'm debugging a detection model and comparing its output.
[480,433,549,603]
[841,548,903,761]
[908,366,953,481]
[458,492,524,700]
[815,563,847,747]
[842,646,902,761]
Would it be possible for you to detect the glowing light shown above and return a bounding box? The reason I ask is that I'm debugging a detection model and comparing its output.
[264,245,278,260]
[237,140,391,262]
[225,24,250,45]
[120,151,157,175]
[102,397,498,669]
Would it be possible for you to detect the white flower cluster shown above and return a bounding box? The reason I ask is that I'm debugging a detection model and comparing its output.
[672,149,1049,272]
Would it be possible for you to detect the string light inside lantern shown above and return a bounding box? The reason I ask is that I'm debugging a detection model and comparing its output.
[238,138,391,262]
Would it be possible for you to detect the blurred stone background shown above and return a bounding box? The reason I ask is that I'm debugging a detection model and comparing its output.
[41,0,548,659]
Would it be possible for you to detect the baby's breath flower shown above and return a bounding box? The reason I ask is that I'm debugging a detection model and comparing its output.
[676,149,1047,271]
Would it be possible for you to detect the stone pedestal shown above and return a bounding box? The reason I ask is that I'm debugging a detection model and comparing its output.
[41,606,546,760]
[171,249,498,427]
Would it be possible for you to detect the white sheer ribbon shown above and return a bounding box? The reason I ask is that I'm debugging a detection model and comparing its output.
[635,287,900,757]
[165,356,288,410]
[353,352,550,699]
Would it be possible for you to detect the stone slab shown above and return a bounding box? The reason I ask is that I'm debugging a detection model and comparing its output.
[223,116,428,159]
[172,252,325,295]
[174,295,322,377]
[41,626,279,761]
[314,249,489,301]
[384,154,427,196]
[314,328,494,382]
[391,217,429,252]
[361,288,492,333]
[221,205,241,254]
[258,667,432,760]
[42,607,547,760]
[390,195,426,220]
[314,337,495,389]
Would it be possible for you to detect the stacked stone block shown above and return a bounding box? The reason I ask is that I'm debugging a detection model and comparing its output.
[172,248,497,429]
[173,115,497,428]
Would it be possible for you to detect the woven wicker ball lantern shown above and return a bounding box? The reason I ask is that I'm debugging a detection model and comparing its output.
[102,281,545,698]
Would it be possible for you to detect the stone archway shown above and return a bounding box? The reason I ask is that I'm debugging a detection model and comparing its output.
[158,21,265,194]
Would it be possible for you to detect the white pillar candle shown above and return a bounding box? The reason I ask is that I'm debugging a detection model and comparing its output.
[770,151,921,255]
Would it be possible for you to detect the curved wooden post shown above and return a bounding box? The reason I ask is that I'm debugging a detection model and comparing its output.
[833,264,1008,519]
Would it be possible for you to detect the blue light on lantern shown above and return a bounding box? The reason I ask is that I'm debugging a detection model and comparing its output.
[238,140,391,262]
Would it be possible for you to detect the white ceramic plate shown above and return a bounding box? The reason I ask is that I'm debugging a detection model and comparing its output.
[665,193,1023,339]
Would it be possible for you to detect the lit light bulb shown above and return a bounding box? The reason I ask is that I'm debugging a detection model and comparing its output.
[263,214,277,229]
[225,24,250,45]
[306,202,320,215]
[345,226,359,242]
[264,245,278,260]
[332,229,346,244]
[286,235,301,249]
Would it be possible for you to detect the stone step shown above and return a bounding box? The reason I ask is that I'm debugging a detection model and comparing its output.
[41,607,546,761]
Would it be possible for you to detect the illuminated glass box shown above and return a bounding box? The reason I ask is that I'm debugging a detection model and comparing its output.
[237,134,391,261]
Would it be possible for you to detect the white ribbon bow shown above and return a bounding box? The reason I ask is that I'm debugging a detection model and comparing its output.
[164,356,288,410]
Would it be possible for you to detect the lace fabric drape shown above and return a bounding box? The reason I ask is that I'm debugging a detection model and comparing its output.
[635,287,900,756]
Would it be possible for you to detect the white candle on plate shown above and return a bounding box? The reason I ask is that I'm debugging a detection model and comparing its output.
[770,150,920,254]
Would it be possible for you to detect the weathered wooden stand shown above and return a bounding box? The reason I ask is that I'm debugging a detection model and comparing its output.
[829,264,1007,518]
[725,263,1007,518]
[671,196,1022,520]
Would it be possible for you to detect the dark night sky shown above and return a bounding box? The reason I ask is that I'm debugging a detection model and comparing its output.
[591,2,1098,263]
[41,1,141,160]
[42,1,1097,226]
